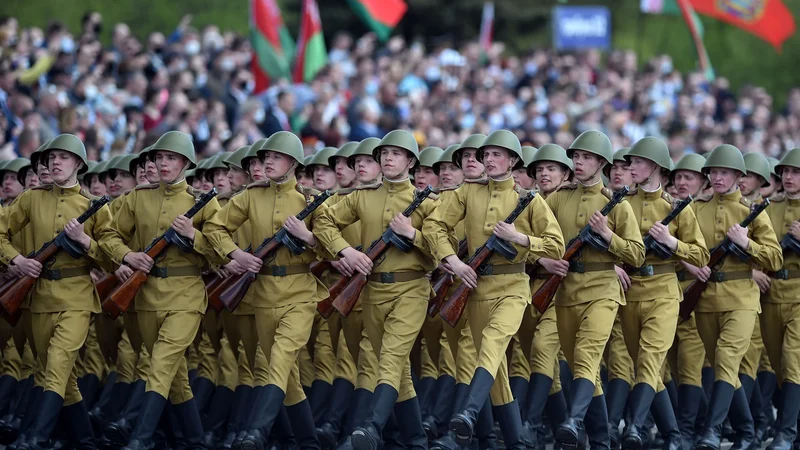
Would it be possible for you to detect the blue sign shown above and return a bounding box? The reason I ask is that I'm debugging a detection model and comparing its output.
[553,6,611,50]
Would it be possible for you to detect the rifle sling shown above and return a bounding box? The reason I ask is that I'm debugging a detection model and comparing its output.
[479,263,526,276]
[258,264,311,277]
[40,266,92,281]
[366,271,426,283]
[629,264,676,278]
[568,262,615,274]
[768,269,800,280]
[150,266,202,278]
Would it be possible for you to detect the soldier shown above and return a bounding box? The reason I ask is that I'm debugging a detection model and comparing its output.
[510,146,537,191]
[0,159,27,204]
[738,153,772,203]
[536,131,645,450]
[761,158,783,199]
[758,148,800,450]
[204,132,330,450]
[684,145,782,450]
[424,130,564,450]
[331,142,360,191]
[314,130,441,450]
[100,131,224,450]
[85,160,108,197]
[0,134,115,449]
[297,155,314,188]
[620,138,709,450]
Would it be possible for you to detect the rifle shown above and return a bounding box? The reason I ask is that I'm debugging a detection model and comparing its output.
[679,198,771,320]
[94,272,119,303]
[427,239,468,317]
[315,245,363,319]
[780,233,800,254]
[204,245,252,313]
[219,190,332,312]
[439,192,537,327]
[623,196,693,274]
[331,186,434,318]
[102,189,218,319]
[0,195,111,325]
[532,187,630,314]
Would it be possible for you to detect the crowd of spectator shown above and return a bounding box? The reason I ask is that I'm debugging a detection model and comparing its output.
[1,12,800,166]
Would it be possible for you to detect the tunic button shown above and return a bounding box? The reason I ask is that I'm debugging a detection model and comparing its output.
[489,208,494,211]
[386,209,390,212]
[162,211,166,214]
[644,203,648,206]
[57,214,61,218]
[579,214,583,217]
[493,195,497,198]
[60,200,64,203]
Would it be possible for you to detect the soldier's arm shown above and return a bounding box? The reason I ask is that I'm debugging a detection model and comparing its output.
[747,213,783,272]
[522,195,565,264]
[313,192,361,258]
[310,203,337,260]
[86,205,116,272]
[100,190,138,265]
[0,191,31,266]
[193,197,227,264]
[674,207,710,268]
[422,186,467,263]
[608,201,646,268]
[412,197,440,259]
[203,191,251,260]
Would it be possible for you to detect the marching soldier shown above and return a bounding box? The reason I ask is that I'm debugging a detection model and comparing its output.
[536,131,645,450]
[0,134,115,449]
[761,157,783,199]
[619,138,709,450]
[683,145,782,450]
[423,130,565,450]
[100,131,224,450]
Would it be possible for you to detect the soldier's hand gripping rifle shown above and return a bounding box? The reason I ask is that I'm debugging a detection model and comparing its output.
[427,239,468,317]
[439,191,536,328]
[218,190,332,312]
[679,198,771,320]
[315,245,362,319]
[531,187,629,314]
[622,196,693,275]
[0,195,111,325]
[101,189,218,319]
[330,186,434,318]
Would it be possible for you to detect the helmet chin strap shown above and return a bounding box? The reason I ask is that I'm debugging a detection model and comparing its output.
[273,161,298,184]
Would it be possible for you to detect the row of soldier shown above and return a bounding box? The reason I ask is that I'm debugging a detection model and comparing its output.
[0,127,792,450]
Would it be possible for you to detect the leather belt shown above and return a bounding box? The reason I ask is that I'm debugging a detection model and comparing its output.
[676,271,696,282]
[258,264,311,277]
[568,262,615,274]
[769,269,800,280]
[40,266,91,281]
[709,271,752,282]
[367,271,427,283]
[480,263,525,276]
[629,265,676,277]
[151,266,202,278]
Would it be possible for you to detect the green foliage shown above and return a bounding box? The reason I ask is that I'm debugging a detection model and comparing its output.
[4,0,799,103]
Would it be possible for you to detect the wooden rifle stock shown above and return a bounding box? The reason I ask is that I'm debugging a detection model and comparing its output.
[531,187,630,314]
[439,246,492,327]
[314,245,364,319]
[622,196,693,275]
[0,196,111,325]
[332,240,390,317]
[102,189,218,319]
[95,273,119,304]
[428,239,468,317]
[679,199,771,320]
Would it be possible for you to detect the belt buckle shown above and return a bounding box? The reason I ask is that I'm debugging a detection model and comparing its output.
[271,266,287,277]
[380,273,395,283]
[569,261,585,273]
[44,269,60,280]
[638,265,654,277]
[152,267,168,278]
[676,271,686,282]
[710,272,725,282]
[776,269,789,280]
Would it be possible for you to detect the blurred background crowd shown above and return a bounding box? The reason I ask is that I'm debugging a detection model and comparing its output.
[1,10,799,168]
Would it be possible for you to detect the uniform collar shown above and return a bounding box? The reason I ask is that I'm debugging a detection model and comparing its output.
[717,187,742,203]
[465,175,488,184]
[160,179,188,197]
[488,176,516,191]
[275,177,298,193]
[578,179,604,195]
[744,192,762,203]
[383,176,413,192]
[639,184,663,200]
[54,183,82,196]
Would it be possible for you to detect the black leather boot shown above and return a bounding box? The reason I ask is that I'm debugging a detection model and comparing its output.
[622,383,657,450]
[121,391,169,450]
[677,385,703,450]
[510,377,529,422]
[202,385,234,437]
[522,373,554,450]
[309,380,333,426]
[496,400,526,450]
[316,378,354,448]
[192,377,215,416]
[696,381,735,450]
[547,390,568,447]
[556,378,595,450]
[606,379,630,450]
[395,396,428,450]
[104,379,146,447]
[586,395,610,450]
[288,399,321,450]
[650,389,680,450]
[240,385,286,450]
[728,387,755,450]
[424,375,456,441]
[768,382,800,450]
[429,383,468,450]
[18,390,64,450]
[449,368,495,446]
[220,385,251,450]
[64,400,97,450]
[351,384,399,450]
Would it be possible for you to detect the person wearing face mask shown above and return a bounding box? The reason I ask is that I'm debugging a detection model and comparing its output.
[422,130,564,450]
[204,132,331,450]
[682,145,782,450]
[0,134,115,450]
[313,130,442,450]
[535,131,646,450]
[99,131,224,450]
[619,138,709,450]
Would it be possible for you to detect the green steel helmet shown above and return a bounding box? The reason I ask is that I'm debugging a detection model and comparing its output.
[302,155,314,168]
[186,169,196,180]
[0,158,31,175]
[703,144,746,175]
[417,147,445,168]
[673,154,707,175]
[149,131,197,169]
[372,130,420,162]
[477,130,524,170]
[330,142,359,168]
[224,146,252,170]
[307,147,339,168]
[258,131,305,165]
[612,148,631,163]
[77,160,96,183]
[567,130,613,164]
[528,144,573,179]
[767,156,781,179]
[348,137,381,169]
[668,158,675,171]
[453,134,487,168]
[433,144,461,175]
[208,152,232,171]
[743,152,771,187]
[521,146,538,168]
[775,148,800,176]
[194,157,211,179]
[44,134,90,174]
[242,138,269,171]
[108,154,138,174]
[30,140,51,173]
[625,137,672,171]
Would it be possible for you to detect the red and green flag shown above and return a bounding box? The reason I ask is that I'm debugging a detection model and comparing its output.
[689,0,795,51]
[250,0,295,93]
[293,0,328,83]
[346,0,407,42]
[676,0,716,81]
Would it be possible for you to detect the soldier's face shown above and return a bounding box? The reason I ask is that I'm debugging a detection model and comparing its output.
[135,165,148,185]
[536,162,570,194]
[145,159,159,183]
[512,167,535,190]
[461,149,484,179]
[413,166,438,190]
[153,151,189,184]
[438,162,463,189]
[709,168,740,194]
[89,175,106,196]
[780,167,800,195]
[737,173,761,196]
[296,169,312,187]
[312,165,337,191]
[760,175,782,198]
[210,168,230,194]
[109,171,136,198]
[2,172,22,200]
[228,167,249,191]
[378,147,414,180]
[607,161,632,190]
[192,178,204,190]
[334,157,356,189]
[672,170,706,199]
[481,147,517,178]
[354,155,381,184]
[262,151,295,181]
[48,151,82,185]
[24,168,39,189]
[248,158,266,181]
[629,156,658,185]
[37,162,53,185]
